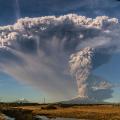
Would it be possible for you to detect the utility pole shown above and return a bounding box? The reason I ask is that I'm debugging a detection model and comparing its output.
[43,97,45,104]
[0,97,2,103]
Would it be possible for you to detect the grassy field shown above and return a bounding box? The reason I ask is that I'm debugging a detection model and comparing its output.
[0,113,6,120]
[0,103,120,120]
[13,104,120,120]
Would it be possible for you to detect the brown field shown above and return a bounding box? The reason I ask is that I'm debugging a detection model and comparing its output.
[13,104,120,120]
[0,113,5,120]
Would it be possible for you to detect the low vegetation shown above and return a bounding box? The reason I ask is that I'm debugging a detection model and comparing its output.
[0,103,120,120]
[32,104,120,120]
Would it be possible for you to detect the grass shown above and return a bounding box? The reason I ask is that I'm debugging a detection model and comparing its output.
[0,103,120,119]
[0,113,5,120]
[14,104,120,120]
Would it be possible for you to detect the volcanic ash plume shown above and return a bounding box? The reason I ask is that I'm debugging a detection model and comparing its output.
[69,47,94,98]
[0,14,119,101]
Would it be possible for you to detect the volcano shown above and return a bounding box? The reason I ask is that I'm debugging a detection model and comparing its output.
[61,97,104,104]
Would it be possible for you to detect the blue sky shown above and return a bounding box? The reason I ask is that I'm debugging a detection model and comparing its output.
[0,73,46,102]
[94,53,120,102]
[0,0,120,103]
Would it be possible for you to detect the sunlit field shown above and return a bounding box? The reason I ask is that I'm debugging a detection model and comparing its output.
[1,103,120,120]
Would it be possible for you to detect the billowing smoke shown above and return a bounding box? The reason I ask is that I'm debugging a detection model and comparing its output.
[0,14,119,102]
[69,47,94,98]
